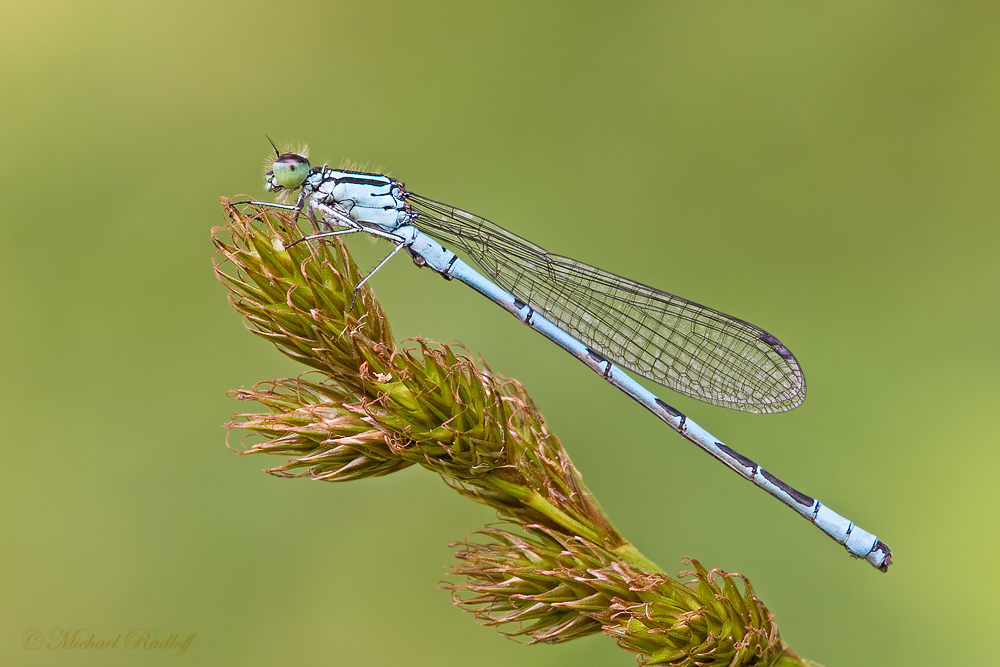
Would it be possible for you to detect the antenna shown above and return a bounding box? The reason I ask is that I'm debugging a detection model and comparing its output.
[265,135,280,156]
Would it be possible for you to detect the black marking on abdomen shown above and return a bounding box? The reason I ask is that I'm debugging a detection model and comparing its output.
[655,398,683,418]
[585,349,613,378]
[513,300,534,324]
[439,255,457,281]
[716,443,757,471]
[656,399,687,429]
[760,469,814,506]
[871,542,892,572]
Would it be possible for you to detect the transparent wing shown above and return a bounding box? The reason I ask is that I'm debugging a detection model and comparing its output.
[409,194,806,413]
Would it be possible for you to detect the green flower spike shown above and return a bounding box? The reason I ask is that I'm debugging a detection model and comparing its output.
[213,200,816,667]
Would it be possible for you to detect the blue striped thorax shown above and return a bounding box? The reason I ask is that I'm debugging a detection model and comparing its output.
[309,168,410,231]
[265,152,411,231]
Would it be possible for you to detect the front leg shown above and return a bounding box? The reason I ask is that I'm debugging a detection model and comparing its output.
[311,201,359,233]
[293,189,309,226]
[304,196,327,232]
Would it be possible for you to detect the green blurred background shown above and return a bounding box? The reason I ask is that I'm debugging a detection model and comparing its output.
[2,1,997,665]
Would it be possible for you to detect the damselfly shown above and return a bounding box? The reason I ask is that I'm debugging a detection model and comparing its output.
[236,143,891,571]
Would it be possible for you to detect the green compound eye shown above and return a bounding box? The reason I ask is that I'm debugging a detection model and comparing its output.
[272,153,311,189]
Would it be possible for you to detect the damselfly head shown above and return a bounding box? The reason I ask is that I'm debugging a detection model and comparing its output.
[270,153,311,190]
[263,138,310,196]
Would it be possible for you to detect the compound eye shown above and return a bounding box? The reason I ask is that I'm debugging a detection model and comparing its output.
[272,153,311,189]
